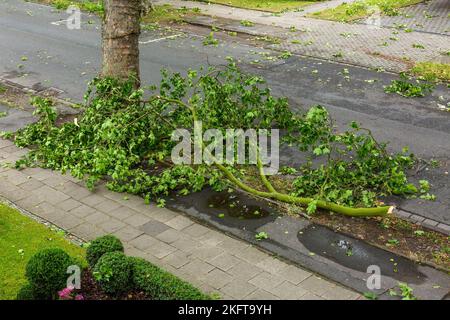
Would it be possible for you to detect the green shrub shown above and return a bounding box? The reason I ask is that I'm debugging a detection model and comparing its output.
[16,283,35,300]
[25,248,74,300]
[93,252,132,295]
[86,235,124,268]
[130,257,209,300]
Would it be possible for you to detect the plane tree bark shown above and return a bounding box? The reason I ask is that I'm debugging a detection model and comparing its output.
[101,0,143,84]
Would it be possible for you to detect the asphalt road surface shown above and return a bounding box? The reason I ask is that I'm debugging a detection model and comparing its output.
[0,0,449,224]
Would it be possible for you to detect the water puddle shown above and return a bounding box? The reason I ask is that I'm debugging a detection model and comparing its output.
[207,192,270,220]
[298,225,426,284]
[166,187,279,231]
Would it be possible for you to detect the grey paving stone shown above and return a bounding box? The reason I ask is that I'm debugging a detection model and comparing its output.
[227,260,264,281]
[321,285,361,300]
[191,244,225,261]
[41,175,67,188]
[129,234,159,251]
[165,215,194,230]
[171,236,201,253]
[22,168,54,181]
[99,219,126,234]
[298,276,336,296]
[207,252,242,272]
[70,222,104,240]
[17,178,44,191]
[2,170,29,185]
[146,207,179,223]
[94,199,122,213]
[145,239,177,259]
[217,237,250,255]
[278,265,312,285]
[0,138,14,149]
[155,228,182,244]
[56,198,82,212]
[113,226,144,242]
[256,257,289,275]
[80,194,107,207]
[183,223,211,238]
[54,215,84,230]
[234,245,268,265]
[123,214,152,228]
[244,289,279,300]
[298,292,325,300]
[84,211,112,225]
[248,272,284,292]
[108,206,138,221]
[180,259,215,276]
[221,279,258,299]
[140,219,171,236]
[203,268,233,290]
[63,182,93,200]
[32,185,70,205]
[161,251,191,269]
[197,230,228,246]
[15,195,45,210]
[0,182,28,201]
[69,204,97,218]
[33,202,66,223]
[269,281,308,300]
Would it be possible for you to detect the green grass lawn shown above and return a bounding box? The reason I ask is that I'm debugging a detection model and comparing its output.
[197,0,317,13]
[0,202,86,300]
[309,0,423,22]
[411,62,450,82]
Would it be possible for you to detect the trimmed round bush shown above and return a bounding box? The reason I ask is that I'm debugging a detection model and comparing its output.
[25,248,74,300]
[16,283,35,300]
[86,235,124,268]
[93,251,132,295]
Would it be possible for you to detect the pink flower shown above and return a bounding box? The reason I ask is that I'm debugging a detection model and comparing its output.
[58,287,74,299]
[75,294,84,300]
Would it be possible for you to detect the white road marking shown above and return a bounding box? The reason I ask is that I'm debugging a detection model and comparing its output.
[139,34,182,44]
[51,19,70,26]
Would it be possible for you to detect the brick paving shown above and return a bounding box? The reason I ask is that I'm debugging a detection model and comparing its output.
[156,0,450,72]
[373,0,450,35]
[0,138,361,300]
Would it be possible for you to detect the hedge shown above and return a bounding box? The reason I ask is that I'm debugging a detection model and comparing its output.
[129,257,210,300]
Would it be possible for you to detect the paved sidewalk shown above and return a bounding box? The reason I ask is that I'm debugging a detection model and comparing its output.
[0,138,361,300]
[158,0,450,72]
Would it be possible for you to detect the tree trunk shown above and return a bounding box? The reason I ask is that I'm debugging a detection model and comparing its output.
[101,0,141,84]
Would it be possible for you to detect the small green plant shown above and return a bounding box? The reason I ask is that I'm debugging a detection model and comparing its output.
[398,282,417,300]
[25,248,74,299]
[86,235,124,268]
[93,252,132,295]
[0,111,7,118]
[278,51,292,59]
[386,238,399,246]
[384,74,434,97]
[363,291,378,300]
[412,43,425,49]
[202,32,219,46]
[240,20,254,27]
[255,231,269,241]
